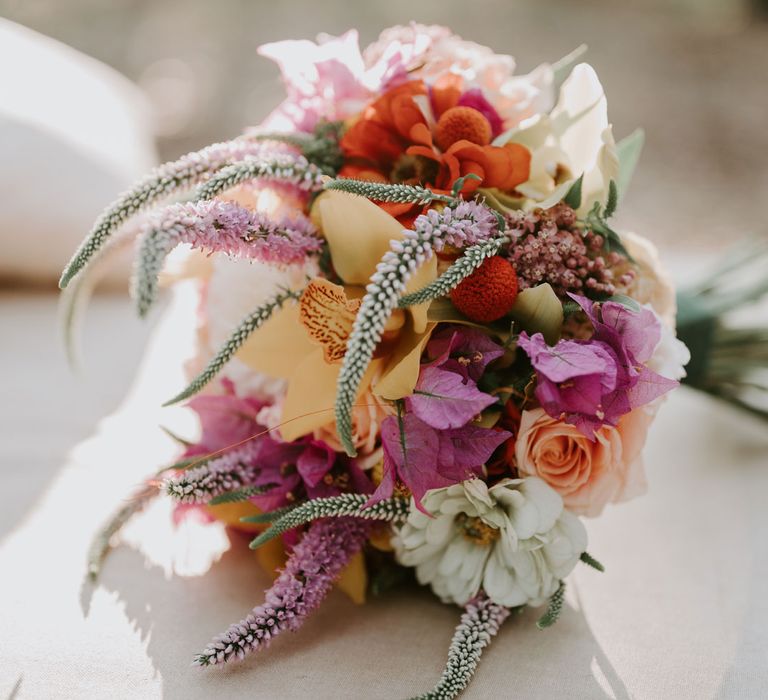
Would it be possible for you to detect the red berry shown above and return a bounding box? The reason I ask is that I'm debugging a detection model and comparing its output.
[450,256,518,323]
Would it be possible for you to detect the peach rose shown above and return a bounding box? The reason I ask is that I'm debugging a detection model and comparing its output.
[515,406,655,517]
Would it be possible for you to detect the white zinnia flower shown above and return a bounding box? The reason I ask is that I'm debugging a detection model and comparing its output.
[393,477,587,607]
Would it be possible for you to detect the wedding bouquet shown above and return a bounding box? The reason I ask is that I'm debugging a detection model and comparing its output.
[61,24,690,699]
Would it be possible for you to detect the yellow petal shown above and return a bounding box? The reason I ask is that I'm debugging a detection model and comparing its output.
[335,551,368,605]
[373,320,436,400]
[368,524,395,552]
[205,501,264,533]
[313,190,405,285]
[236,301,317,378]
[280,351,384,442]
[509,283,563,345]
[254,537,288,580]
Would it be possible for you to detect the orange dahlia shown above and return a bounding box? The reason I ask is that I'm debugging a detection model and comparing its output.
[339,76,531,223]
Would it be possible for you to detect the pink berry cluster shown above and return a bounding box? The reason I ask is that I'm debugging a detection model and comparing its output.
[504,203,634,297]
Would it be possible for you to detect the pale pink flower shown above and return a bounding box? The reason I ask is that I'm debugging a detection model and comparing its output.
[364,23,555,128]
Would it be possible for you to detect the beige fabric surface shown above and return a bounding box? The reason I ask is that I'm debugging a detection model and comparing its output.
[1,288,767,699]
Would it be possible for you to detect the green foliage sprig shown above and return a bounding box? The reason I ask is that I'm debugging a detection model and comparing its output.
[536,581,566,629]
[208,484,277,505]
[249,120,345,175]
[163,287,303,405]
[194,155,325,202]
[59,139,270,288]
[324,178,455,205]
[398,236,510,307]
[412,594,511,700]
[87,483,157,581]
[246,494,410,549]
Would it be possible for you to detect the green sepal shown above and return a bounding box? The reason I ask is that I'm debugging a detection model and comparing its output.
[563,174,584,209]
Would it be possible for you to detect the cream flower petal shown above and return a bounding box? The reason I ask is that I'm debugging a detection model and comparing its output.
[394,478,585,607]
[550,63,608,179]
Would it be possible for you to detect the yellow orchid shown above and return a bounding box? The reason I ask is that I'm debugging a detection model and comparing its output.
[235,190,438,444]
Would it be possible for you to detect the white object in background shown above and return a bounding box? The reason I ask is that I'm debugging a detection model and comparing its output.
[0,19,158,286]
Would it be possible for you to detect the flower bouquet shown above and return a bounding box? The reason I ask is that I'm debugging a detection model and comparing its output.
[61,24,690,699]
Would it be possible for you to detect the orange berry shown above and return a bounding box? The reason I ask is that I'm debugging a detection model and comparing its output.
[435,106,492,152]
[450,256,518,323]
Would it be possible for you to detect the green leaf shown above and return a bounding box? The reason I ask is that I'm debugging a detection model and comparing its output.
[616,128,645,199]
[508,284,564,345]
[586,204,633,261]
[563,174,584,209]
[605,293,641,312]
[580,551,605,572]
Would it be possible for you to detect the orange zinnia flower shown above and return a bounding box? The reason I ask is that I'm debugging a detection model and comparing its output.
[339,77,531,223]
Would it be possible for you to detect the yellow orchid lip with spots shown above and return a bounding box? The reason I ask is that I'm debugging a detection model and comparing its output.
[236,190,439,442]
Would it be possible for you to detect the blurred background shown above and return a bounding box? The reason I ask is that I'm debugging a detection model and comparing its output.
[0,0,767,534]
[3,0,768,256]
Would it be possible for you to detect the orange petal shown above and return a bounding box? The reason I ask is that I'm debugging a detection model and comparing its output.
[477,143,532,190]
[391,93,427,141]
[299,278,361,363]
[206,501,264,533]
[405,144,441,163]
[499,142,532,190]
[409,122,434,147]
